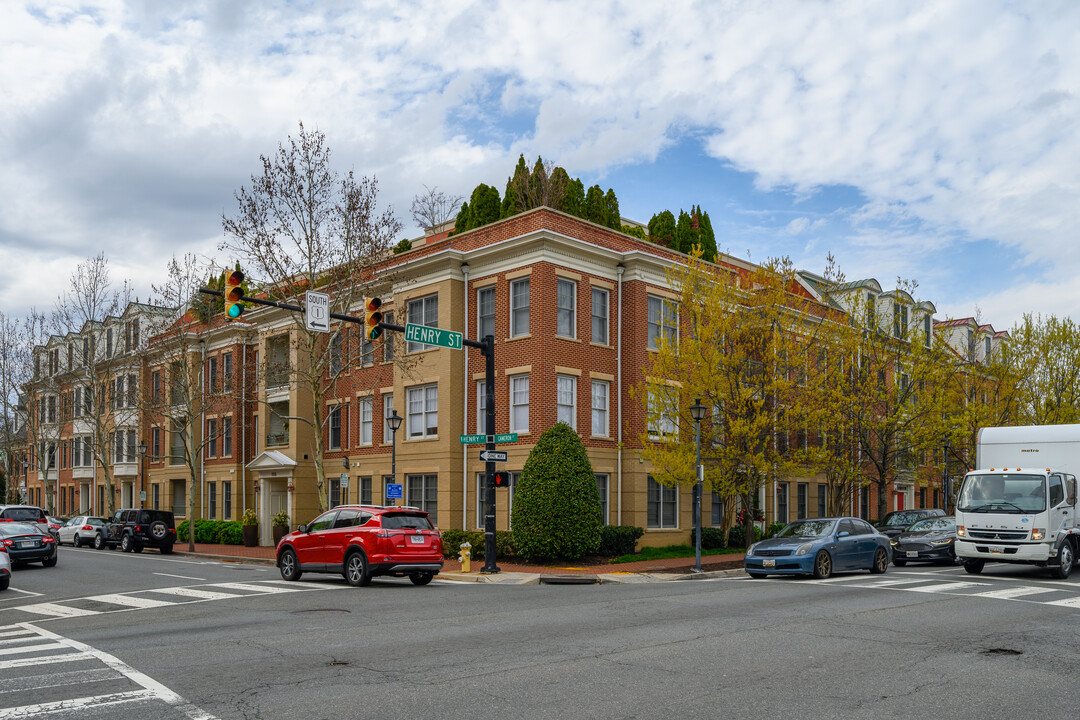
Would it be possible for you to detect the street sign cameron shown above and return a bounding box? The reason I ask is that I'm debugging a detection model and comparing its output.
[479,450,508,462]
[405,323,463,350]
[459,433,519,445]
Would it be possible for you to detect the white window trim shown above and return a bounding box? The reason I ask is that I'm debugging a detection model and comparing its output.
[557,373,577,430]
[591,287,609,345]
[591,379,609,437]
[510,278,530,337]
[557,278,577,339]
[509,373,529,434]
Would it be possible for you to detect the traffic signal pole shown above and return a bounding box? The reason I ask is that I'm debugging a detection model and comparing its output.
[198,288,503,573]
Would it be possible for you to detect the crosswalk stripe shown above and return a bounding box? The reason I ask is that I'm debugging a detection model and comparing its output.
[14,603,101,619]
[87,594,177,609]
[140,587,242,601]
[904,581,989,593]
[0,635,41,647]
[0,688,159,717]
[0,667,121,694]
[0,641,66,657]
[207,582,300,594]
[972,586,1054,600]
[1045,596,1080,608]
[0,629,33,640]
[0,651,92,671]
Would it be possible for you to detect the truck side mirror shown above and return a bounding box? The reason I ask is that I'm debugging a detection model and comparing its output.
[1068,478,1077,506]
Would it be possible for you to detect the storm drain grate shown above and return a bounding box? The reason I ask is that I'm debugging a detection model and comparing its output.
[981,648,1022,656]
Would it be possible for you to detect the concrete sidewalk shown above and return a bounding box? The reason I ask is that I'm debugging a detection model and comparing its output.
[170,542,748,584]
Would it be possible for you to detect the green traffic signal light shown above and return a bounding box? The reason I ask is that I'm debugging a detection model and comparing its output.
[225,270,245,319]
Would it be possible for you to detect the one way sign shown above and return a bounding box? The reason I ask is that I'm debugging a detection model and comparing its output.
[479,450,508,462]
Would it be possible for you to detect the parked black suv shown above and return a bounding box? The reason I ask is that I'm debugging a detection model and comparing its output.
[875,508,946,539]
[94,509,176,554]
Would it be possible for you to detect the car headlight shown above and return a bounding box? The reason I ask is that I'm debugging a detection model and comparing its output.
[794,542,813,556]
[957,525,966,537]
[1032,528,1045,541]
[747,543,758,555]
[890,538,899,546]
[930,538,953,545]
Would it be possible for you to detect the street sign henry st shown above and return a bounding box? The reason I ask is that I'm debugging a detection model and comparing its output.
[459,433,519,445]
[404,322,463,350]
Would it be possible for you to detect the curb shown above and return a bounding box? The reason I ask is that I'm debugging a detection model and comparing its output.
[171,551,276,567]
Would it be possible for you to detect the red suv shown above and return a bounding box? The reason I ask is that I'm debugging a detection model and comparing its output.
[276,505,443,587]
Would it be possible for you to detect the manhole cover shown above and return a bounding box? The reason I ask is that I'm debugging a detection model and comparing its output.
[981,648,1022,656]
[290,609,351,615]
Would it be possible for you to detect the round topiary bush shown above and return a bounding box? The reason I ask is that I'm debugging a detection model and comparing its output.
[511,422,602,560]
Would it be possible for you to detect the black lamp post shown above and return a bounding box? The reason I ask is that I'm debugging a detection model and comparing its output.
[138,441,147,509]
[21,458,29,504]
[387,410,402,505]
[690,398,708,573]
[942,438,950,513]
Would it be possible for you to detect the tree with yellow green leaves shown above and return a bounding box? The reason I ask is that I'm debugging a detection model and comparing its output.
[637,251,828,547]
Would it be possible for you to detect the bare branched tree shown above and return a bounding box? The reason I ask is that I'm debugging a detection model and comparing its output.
[51,253,131,516]
[0,310,47,503]
[221,122,402,513]
[411,185,462,232]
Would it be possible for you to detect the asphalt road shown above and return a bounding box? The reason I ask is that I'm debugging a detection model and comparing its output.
[4,546,1080,719]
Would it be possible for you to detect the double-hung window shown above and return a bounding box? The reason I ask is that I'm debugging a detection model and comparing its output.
[407,295,438,353]
[477,287,495,341]
[407,384,438,438]
[206,419,217,457]
[647,387,678,440]
[358,397,373,445]
[406,473,438,523]
[591,380,609,437]
[223,416,232,456]
[510,374,529,433]
[595,473,609,525]
[476,380,489,434]
[647,295,678,350]
[557,279,576,338]
[647,475,677,529]
[510,278,529,337]
[383,393,394,440]
[328,406,342,450]
[556,374,576,429]
[382,311,395,362]
[591,287,609,344]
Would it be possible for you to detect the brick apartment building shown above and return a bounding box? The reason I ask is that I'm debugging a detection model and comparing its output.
[17,207,1007,545]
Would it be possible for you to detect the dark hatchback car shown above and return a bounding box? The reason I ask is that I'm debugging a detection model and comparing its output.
[0,522,58,567]
[891,516,958,566]
[876,508,946,539]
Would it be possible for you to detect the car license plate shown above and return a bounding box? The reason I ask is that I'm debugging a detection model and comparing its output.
[762,558,775,567]
[410,536,425,544]
[18,541,33,548]
[906,551,919,557]
[989,545,1005,554]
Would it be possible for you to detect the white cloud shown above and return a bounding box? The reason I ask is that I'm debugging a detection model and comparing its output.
[0,0,1077,325]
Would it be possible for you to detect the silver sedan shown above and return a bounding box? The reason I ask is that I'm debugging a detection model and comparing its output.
[57,516,107,548]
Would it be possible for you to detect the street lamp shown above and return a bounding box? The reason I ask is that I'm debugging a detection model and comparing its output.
[942,437,950,514]
[689,398,708,573]
[138,441,147,509]
[21,458,29,505]
[387,410,402,505]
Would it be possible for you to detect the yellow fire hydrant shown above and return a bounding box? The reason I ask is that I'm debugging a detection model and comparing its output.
[458,542,472,573]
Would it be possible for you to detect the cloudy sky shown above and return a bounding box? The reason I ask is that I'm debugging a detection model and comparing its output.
[1,0,1077,330]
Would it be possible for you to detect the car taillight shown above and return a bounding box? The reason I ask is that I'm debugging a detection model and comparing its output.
[2,538,13,546]
[82,525,93,531]
[134,526,141,532]
[42,536,55,544]
[170,528,176,535]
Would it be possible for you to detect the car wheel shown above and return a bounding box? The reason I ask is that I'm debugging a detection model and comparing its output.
[962,559,984,575]
[149,521,169,542]
[812,550,832,579]
[278,549,302,581]
[1052,543,1074,580]
[892,557,907,567]
[93,533,106,550]
[132,544,144,553]
[159,544,174,555]
[42,555,57,568]
[344,551,371,587]
[0,576,8,590]
[73,535,82,548]
[870,548,889,574]
[409,572,434,586]
[120,534,133,553]
[746,572,767,579]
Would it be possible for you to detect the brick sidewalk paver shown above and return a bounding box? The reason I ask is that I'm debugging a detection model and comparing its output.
[174,542,745,576]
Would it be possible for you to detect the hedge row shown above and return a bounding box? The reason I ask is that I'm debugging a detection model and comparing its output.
[439,529,514,560]
[176,519,244,545]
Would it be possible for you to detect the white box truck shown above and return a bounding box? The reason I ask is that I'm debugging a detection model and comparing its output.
[955,424,1080,578]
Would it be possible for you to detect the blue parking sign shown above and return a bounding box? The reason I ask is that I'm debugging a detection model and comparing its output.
[386,483,403,500]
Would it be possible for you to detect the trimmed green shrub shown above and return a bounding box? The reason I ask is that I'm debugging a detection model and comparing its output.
[511,423,602,560]
[598,525,644,556]
[728,523,763,548]
[217,522,243,545]
[700,527,726,550]
[440,529,514,560]
[176,519,244,545]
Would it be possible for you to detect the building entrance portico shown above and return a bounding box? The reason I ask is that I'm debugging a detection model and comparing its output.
[246,451,296,546]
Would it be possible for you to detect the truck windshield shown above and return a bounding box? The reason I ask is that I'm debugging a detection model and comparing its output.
[957,473,1045,513]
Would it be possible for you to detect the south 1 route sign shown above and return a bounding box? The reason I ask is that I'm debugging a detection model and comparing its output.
[404,323,463,350]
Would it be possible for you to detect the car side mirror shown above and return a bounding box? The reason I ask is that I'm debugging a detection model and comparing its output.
[298,524,308,534]
[837,531,850,538]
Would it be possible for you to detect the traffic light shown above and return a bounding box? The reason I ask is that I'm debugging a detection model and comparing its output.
[363,297,383,340]
[224,270,245,319]
[493,471,511,488]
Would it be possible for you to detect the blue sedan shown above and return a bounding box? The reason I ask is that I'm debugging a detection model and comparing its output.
[743,517,892,579]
